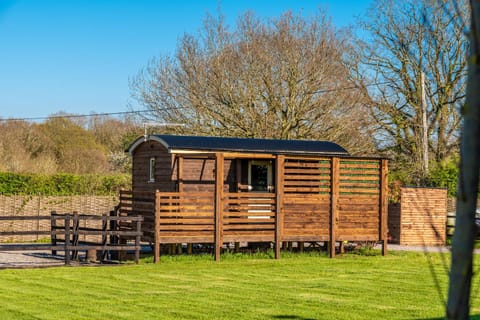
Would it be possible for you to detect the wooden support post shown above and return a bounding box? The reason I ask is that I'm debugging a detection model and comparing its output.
[380,159,389,256]
[177,243,182,255]
[154,190,161,263]
[298,242,304,253]
[50,211,57,256]
[275,155,284,259]
[214,152,224,262]
[187,243,193,255]
[177,155,184,192]
[236,159,242,191]
[234,242,240,252]
[330,157,340,258]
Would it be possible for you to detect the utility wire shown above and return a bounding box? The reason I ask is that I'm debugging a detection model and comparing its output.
[0,110,152,122]
[0,80,397,122]
[305,80,393,95]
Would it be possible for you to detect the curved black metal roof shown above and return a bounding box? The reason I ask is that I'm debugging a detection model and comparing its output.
[128,134,349,156]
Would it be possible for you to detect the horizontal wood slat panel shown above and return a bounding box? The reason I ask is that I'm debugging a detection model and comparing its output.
[121,155,387,253]
[224,218,275,224]
[339,162,380,169]
[284,181,331,187]
[284,174,330,180]
[158,218,213,224]
[284,187,331,193]
[223,235,274,242]
[284,162,331,169]
[157,236,214,243]
[159,225,214,231]
[281,235,329,241]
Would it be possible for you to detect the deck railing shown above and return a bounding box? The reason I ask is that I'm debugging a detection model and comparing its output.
[119,156,388,262]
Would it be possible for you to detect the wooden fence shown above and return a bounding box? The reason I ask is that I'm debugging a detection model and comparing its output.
[0,195,118,242]
[0,213,143,264]
[388,187,447,245]
[119,156,388,262]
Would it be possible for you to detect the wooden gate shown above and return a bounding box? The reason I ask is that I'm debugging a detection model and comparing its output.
[0,213,143,265]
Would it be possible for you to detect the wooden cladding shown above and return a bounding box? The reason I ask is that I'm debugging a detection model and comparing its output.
[284,158,331,194]
[283,158,382,195]
[122,156,388,261]
[223,192,276,241]
[388,187,446,246]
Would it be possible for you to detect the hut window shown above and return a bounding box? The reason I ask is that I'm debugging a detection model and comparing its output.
[248,160,273,192]
[149,157,156,182]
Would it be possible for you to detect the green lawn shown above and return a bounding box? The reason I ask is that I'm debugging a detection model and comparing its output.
[0,250,479,319]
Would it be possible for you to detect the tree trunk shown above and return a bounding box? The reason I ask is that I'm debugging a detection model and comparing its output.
[446,1,480,318]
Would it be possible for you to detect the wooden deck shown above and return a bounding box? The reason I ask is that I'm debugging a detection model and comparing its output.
[118,155,388,262]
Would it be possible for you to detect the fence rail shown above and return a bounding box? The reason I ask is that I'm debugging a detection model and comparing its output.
[0,212,143,265]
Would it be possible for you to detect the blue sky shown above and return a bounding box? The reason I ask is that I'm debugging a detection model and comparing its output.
[0,0,372,120]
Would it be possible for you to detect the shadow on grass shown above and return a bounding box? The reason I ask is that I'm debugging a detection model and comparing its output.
[417,315,480,320]
[272,316,316,320]
[272,314,480,320]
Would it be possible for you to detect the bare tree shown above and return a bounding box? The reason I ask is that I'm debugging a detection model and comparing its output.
[447,0,480,318]
[357,0,468,180]
[88,115,138,173]
[130,11,376,155]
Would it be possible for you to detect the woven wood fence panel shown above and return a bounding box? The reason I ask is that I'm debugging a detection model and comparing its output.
[0,195,118,242]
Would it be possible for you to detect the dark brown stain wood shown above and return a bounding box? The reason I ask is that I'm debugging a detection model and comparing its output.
[0,213,143,264]
[330,157,339,258]
[215,153,224,262]
[128,138,389,260]
[275,155,285,259]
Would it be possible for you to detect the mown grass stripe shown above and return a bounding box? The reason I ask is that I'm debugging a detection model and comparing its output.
[0,251,477,319]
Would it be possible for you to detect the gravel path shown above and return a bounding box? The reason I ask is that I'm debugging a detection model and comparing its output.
[388,244,451,253]
[388,244,480,254]
[0,250,65,269]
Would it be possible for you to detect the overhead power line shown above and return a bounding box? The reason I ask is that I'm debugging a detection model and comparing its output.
[0,110,152,122]
[0,80,397,123]
[307,80,395,95]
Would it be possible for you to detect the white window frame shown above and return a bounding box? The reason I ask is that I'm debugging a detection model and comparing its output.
[149,157,156,182]
[247,160,273,192]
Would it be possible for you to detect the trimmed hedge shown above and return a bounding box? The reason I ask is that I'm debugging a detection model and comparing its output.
[0,172,131,196]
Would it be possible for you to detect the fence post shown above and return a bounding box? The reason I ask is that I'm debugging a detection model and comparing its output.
[72,211,79,261]
[380,159,389,256]
[154,190,160,263]
[135,217,142,264]
[109,209,118,260]
[101,213,108,262]
[329,157,340,258]
[275,155,285,259]
[214,153,224,262]
[36,196,41,241]
[64,215,71,265]
[51,211,58,255]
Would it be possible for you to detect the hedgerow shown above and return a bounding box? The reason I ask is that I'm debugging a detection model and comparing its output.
[0,172,130,195]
